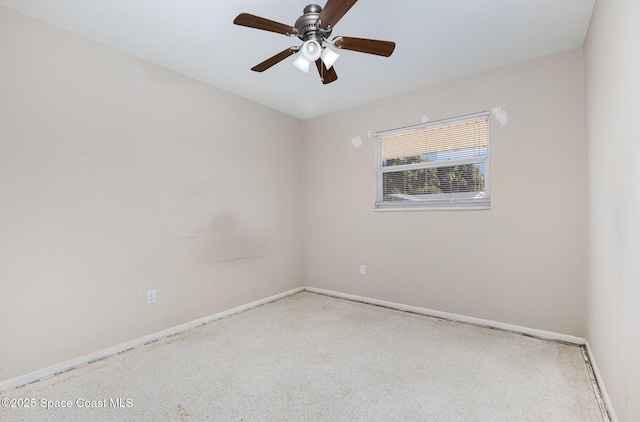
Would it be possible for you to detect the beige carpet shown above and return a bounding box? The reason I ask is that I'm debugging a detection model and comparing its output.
[0,292,604,421]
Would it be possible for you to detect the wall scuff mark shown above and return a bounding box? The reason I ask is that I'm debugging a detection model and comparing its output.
[188,212,269,267]
[492,107,508,126]
[422,115,430,123]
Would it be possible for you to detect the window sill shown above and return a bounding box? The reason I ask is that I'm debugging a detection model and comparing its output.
[374,203,491,212]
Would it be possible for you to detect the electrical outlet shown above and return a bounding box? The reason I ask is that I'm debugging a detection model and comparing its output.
[147,289,157,305]
[360,265,366,276]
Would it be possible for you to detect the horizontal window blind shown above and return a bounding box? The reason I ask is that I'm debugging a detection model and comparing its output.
[382,119,488,164]
[376,112,490,210]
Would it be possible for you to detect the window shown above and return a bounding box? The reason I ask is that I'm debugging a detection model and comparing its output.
[375,112,490,210]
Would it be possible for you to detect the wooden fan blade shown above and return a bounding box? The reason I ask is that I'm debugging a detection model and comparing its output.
[315,59,338,85]
[318,0,358,30]
[251,47,299,72]
[334,36,396,57]
[233,13,296,36]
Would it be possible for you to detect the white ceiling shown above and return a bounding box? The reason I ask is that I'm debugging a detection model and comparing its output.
[0,0,595,119]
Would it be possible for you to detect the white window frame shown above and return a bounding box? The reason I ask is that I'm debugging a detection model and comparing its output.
[375,112,491,211]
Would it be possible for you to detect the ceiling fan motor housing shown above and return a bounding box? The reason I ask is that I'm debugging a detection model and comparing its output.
[295,4,332,42]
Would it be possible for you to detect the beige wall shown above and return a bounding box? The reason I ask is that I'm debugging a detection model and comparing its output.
[584,1,640,420]
[0,7,303,382]
[303,50,586,336]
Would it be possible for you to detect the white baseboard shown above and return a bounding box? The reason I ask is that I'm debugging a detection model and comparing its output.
[304,287,586,345]
[1,286,589,394]
[0,287,304,393]
[585,341,618,422]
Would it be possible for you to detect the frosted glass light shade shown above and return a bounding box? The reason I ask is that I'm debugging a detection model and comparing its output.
[321,47,340,69]
[293,40,323,73]
[301,40,322,61]
[293,55,311,73]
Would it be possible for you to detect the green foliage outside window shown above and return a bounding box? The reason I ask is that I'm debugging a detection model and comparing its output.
[383,155,484,199]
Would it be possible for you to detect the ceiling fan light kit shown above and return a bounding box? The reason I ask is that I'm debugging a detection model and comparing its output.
[233,0,396,84]
[293,39,323,73]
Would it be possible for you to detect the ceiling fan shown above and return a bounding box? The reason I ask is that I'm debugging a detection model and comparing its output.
[233,0,396,84]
